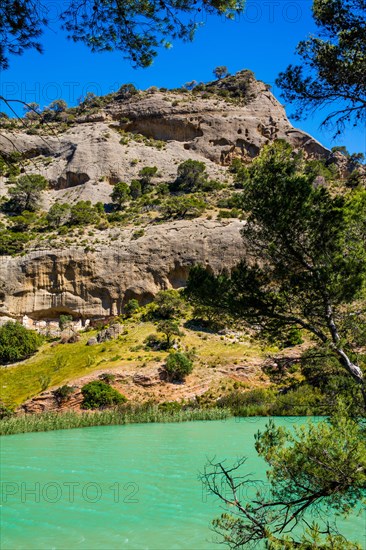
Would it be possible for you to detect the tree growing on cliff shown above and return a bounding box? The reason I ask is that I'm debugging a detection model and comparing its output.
[170,160,208,193]
[8,174,48,212]
[111,182,131,209]
[69,200,99,225]
[46,203,71,228]
[138,166,158,194]
[276,0,366,132]
[213,66,229,80]
[186,141,366,406]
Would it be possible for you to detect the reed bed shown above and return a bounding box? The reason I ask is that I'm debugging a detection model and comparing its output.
[0,406,231,436]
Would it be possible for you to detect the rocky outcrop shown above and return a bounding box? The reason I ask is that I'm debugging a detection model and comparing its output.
[0,219,245,320]
[0,71,330,207]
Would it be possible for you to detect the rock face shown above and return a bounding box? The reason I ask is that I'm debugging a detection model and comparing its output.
[0,71,344,322]
[0,219,245,320]
[0,71,330,207]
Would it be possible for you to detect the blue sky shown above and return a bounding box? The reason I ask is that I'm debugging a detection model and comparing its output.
[0,0,365,154]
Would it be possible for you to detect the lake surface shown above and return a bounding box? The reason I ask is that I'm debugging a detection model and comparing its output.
[1,417,365,549]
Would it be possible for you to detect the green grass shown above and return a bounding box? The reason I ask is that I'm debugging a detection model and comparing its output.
[0,406,231,436]
[0,320,267,407]
[0,323,163,406]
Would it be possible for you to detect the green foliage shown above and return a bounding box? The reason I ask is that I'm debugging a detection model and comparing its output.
[0,401,14,420]
[111,182,130,208]
[138,166,158,193]
[0,322,42,364]
[52,385,75,405]
[46,202,71,228]
[144,333,165,350]
[0,406,230,435]
[152,290,185,320]
[132,229,145,239]
[7,174,48,212]
[0,152,21,178]
[164,352,193,382]
[81,380,126,409]
[216,386,324,417]
[124,298,140,316]
[213,65,229,80]
[186,141,366,400]
[162,194,206,219]
[276,0,366,131]
[69,201,99,226]
[170,159,207,193]
[99,372,116,385]
[304,158,337,181]
[130,179,142,199]
[206,406,366,548]
[1,1,244,70]
[9,211,37,232]
[59,314,73,329]
[157,319,182,347]
[300,347,365,417]
[48,99,68,113]
[0,229,31,255]
[117,83,138,99]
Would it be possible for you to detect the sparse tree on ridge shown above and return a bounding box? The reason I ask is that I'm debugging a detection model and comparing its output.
[213,66,229,80]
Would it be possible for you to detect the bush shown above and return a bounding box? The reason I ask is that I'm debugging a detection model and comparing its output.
[0,401,14,420]
[152,290,185,320]
[70,201,98,226]
[162,195,206,219]
[164,352,193,382]
[170,160,207,193]
[144,333,164,350]
[7,174,48,212]
[47,203,71,228]
[81,381,126,409]
[0,322,42,364]
[130,179,142,199]
[124,298,140,316]
[53,385,75,405]
[0,230,30,256]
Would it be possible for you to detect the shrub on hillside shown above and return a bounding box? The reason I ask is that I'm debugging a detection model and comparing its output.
[0,230,30,256]
[53,385,75,405]
[0,322,43,364]
[81,380,126,409]
[164,352,193,382]
[150,290,185,320]
[124,298,140,316]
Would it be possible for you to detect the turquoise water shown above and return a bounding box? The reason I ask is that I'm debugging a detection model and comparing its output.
[1,417,365,550]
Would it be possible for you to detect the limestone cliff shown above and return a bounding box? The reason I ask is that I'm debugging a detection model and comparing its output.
[0,71,329,207]
[0,71,337,322]
[0,220,244,320]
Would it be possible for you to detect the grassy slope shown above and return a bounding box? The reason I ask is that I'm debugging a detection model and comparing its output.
[0,320,269,407]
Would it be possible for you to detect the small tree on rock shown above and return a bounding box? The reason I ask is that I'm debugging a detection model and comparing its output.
[171,160,207,193]
[213,66,229,80]
[8,174,48,212]
[111,182,130,209]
